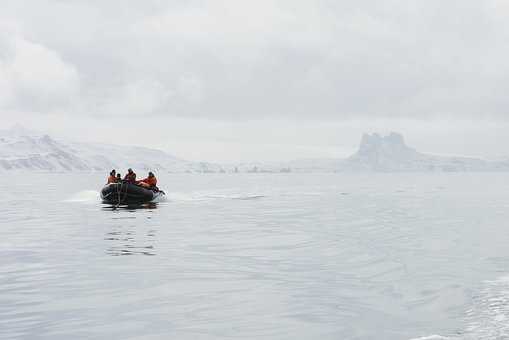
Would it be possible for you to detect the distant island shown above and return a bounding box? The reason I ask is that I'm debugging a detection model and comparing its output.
[1,125,508,172]
[340,132,509,172]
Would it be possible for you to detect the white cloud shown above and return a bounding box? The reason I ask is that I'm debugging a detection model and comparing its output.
[0,34,79,111]
[2,1,509,160]
[99,79,175,116]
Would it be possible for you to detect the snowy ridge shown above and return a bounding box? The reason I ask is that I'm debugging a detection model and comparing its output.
[0,126,222,172]
[1,126,508,172]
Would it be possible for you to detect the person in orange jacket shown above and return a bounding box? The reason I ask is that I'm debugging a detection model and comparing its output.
[138,171,157,188]
[107,170,116,184]
[124,168,137,183]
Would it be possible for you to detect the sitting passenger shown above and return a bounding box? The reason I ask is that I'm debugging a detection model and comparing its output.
[124,168,137,183]
[107,170,116,184]
[116,173,122,183]
[138,171,157,188]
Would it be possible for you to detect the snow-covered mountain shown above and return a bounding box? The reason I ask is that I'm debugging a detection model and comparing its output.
[1,126,507,173]
[0,125,222,172]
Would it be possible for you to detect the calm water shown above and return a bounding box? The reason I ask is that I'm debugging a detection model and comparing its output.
[1,173,509,340]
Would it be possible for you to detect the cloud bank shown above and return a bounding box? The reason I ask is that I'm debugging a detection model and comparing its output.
[1,1,508,161]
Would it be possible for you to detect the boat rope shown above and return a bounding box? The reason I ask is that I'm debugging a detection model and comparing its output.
[115,181,128,208]
[115,182,121,208]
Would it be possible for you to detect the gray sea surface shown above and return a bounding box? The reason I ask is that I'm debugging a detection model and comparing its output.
[1,173,509,340]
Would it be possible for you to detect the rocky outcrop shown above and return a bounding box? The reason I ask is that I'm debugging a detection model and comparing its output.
[342,132,497,172]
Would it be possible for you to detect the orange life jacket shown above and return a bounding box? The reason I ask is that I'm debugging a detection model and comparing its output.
[107,175,116,184]
[141,176,157,187]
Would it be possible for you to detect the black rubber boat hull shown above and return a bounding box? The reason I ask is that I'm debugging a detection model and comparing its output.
[100,183,162,204]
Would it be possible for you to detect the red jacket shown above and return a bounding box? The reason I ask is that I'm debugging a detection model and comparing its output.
[107,175,116,184]
[141,176,157,187]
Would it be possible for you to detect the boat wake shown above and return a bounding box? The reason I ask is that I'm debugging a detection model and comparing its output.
[164,191,266,202]
[64,190,263,204]
[150,193,167,203]
[204,194,265,200]
[411,274,509,340]
[462,274,509,339]
[64,190,100,203]
[410,335,451,340]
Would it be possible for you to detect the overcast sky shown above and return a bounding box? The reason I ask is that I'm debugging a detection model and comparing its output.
[1,0,508,161]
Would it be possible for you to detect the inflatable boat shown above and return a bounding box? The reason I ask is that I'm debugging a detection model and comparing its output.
[100,182,165,205]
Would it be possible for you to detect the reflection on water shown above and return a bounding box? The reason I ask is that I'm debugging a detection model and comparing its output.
[5,173,509,339]
[105,226,157,256]
[101,202,159,211]
[103,202,158,256]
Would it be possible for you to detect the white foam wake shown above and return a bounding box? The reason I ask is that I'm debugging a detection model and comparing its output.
[65,190,100,203]
[410,274,509,340]
[150,193,168,203]
[462,274,509,339]
[164,191,266,202]
[64,190,264,204]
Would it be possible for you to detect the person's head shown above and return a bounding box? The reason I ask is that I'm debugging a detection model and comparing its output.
[128,168,133,174]
[110,169,116,176]
[117,174,121,179]
[148,171,154,177]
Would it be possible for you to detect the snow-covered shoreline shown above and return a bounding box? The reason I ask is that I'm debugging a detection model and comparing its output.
[1,126,508,173]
